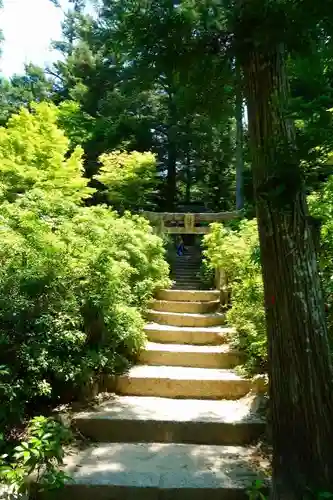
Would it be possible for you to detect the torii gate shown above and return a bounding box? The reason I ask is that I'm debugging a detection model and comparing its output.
[141,211,239,235]
[142,211,240,303]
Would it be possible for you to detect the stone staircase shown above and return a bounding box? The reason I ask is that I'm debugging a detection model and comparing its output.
[56,289,266,500]
[171,245,203,289]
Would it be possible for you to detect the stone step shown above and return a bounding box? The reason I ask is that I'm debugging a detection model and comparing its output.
[140,342,241,368]
[172,284,205,290]
[156,289,220,302]
[173,269,200,279]
[115,365,251,399]
[150,299,219,314]
[173,265,200,268]
[73,395,265,445]
[172,276,201,280]
[172,257,201,262]
[171,260,201,269]
[172,273,201,278]
[172,272,201,276]
[144,323,234,345]
[172,280,203,286]
[172,265,200,270]
[173,259,201,264]
[173,262,201,266]
[147,310,225,328]
[50,442,265,500]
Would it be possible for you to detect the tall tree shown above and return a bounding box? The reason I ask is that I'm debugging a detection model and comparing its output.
[0,64,55,125]
[49,0,236,209]
[235,59,244,210]
[0,0,3,59]
[229,0,333,496]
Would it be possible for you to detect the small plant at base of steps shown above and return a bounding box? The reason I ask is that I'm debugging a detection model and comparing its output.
[247,480,267,500]
[0,416,72,499]
[247,480,333,499]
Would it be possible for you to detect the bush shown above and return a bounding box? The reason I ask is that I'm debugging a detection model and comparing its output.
[0,417,72,498]
[0,103,171,432]
[203,220,267,374]
[95,150,158,211]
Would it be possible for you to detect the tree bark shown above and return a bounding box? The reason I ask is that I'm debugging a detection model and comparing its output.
[242,42,333,498]
[235,59,244,210]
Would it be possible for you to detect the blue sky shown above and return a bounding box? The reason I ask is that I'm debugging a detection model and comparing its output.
[0,0,70,77]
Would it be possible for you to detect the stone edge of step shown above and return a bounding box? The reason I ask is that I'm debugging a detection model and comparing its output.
[142,342,238,354]
[150,299,220,306]
[73,395,266,424]
[147,310,225,319]
[144,323,234,332]
[60,442,268,491]
[121,365,248,381]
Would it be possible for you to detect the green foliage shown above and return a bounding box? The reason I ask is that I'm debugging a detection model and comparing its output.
[0,103,171,432]
[95,150,158,211]
[57,100,95,150]
[309,176,333,335]
[0,102,93,205]
[0,64,54,126]
[0,417,72,497]
[203,220,266,373]
[246,483,333,500]
[247,480,267,500]
[47,0,236,209]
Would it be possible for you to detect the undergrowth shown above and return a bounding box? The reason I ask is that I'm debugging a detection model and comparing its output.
[203,219,266,374]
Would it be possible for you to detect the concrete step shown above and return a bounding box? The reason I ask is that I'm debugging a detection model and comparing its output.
[173,260,201,265]
[172,263,201,267]
[73,395,265,445]
[172,284,205,290]
[147,310,225,328]
[172,280,203,286]
[171,257,201,269]
[173,275,201,281]
[171,260,201,270]
[144,323,234,345]
[173,262,201,267]
[172,266,200,270]
[172,274,202,278]
[150,299,219,314]
[172,276,201,280]
[172,273,201,277]
[172,274,201,278]
[140,342,241,368]
[115,365,251,399]
[172,272,201,277]
[50,442,265,500]
[156,289,220,302]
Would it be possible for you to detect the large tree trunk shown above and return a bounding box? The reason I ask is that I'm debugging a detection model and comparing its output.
[242,42,333,498]
[235,59,244,210]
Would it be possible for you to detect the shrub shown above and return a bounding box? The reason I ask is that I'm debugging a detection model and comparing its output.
[94,150,158,211]
[0,102,92,204]
[0,103,171,432]
[0,416,72,498]
[203,220,267,374]
[0,201,170,430]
